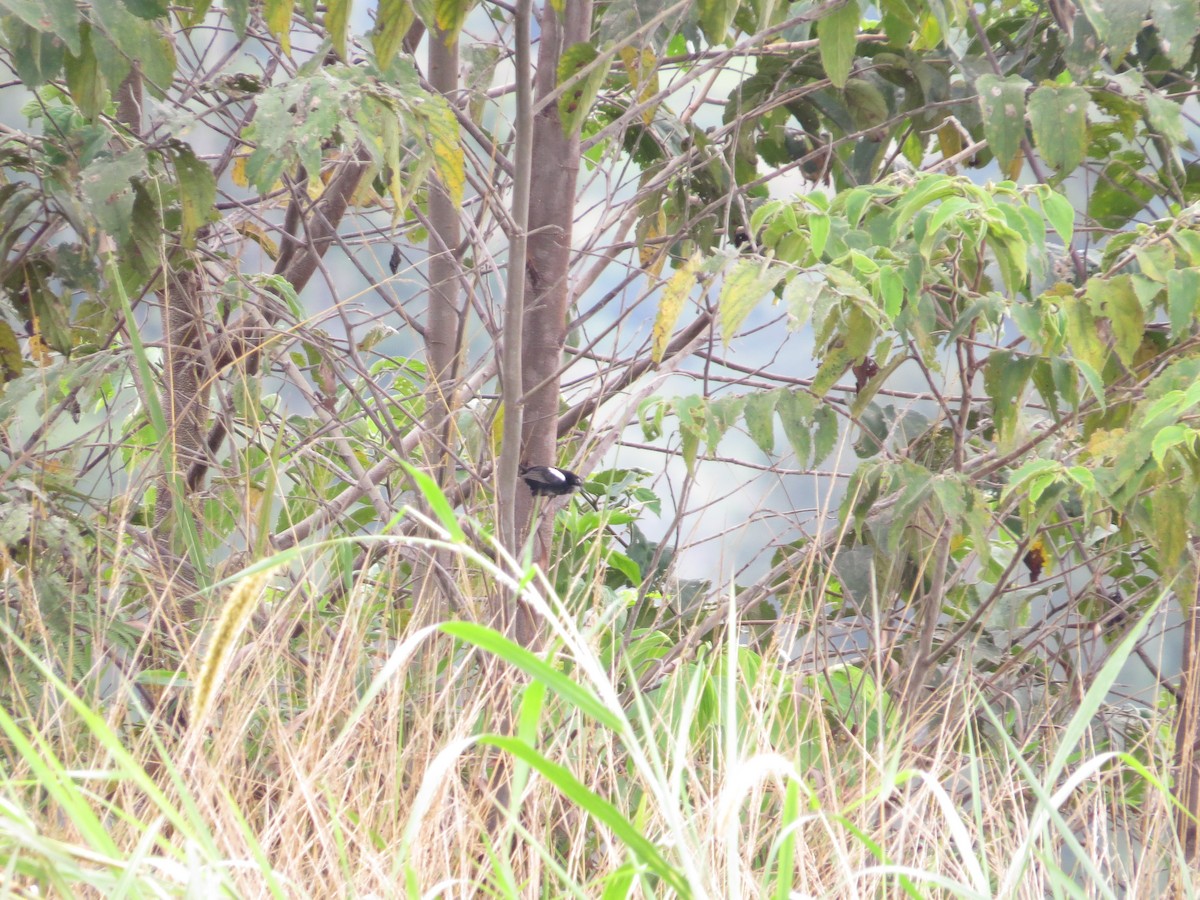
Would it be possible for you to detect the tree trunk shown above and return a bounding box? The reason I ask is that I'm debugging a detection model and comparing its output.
[516,0,593,593]
[1174,560,1200,861]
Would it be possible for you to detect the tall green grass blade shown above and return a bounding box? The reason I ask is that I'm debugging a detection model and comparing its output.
[440,622,623,730]
[482,734,692,898]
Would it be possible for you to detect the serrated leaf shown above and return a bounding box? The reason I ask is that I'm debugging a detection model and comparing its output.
[976,74,1029,170]
[557,42,607,137]
[819,0,860,89]
[743,390,779,455]
[1087,274,1143,368]
[372,0,415,68]
[326,0,350,59]
[1028,84,1089,174]
[1167,267,1200,338]
[718,259,784,346]
[1152,0,1199,66]
[1078,0,1148,62]
[170,144,216,248]
[1146,91,1187,143]
[652,254,699,363]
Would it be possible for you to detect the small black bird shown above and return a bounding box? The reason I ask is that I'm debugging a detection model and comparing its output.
[518,464,583,497]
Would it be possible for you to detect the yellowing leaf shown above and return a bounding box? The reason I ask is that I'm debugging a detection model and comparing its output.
[719,259,785,347]
[0,320,22,382]
[557,41,608,138]
[231,155,249,188]
[372,0,415,68]
[423,101,464,207]
[620,47,660,124]
[434,0,472,43]
[653,253,700,363]
[637,205,668,278]
[264,0,293,55]
[234,221,280,260]
[326,0,350,60]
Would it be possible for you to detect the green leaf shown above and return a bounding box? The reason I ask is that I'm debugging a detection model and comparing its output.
[439,622,623,730]
[80,149,147,242]
[1089,152,1155,229]
[876,265,904,320]
[1087,275,1143,368]
[121,0,169,17]
[1167,267,1200,338]
[975,74,1029,170]
[812,405,838,463]
[4,18,66,86]
[697,0,738,45]
[1062,294,1106,372]
[809,213,830,260]
[170,143,216,248]
[844,77,889,132]
[399,461,465,543]
[63,26,105,119]
[326,0,350,59]
[1149,485,1188,571]
[557,42,607,138]
[1036,187,1075,246]
[819,0,860,90]
[984,350,1036,448]
[777,390,815,466]
[482,736,692,898]
[371,0,414,68]
[1078,0,1148,62]
[90,0,176,95]
[743,390,779,455]
[1145,92,1188,144]
[1151,424,1196,466]
[718,259,784,347]
[813,304,874,397]
[1027,85,1089,174]
[1151,0,1199,66]
[0,0,80,54]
